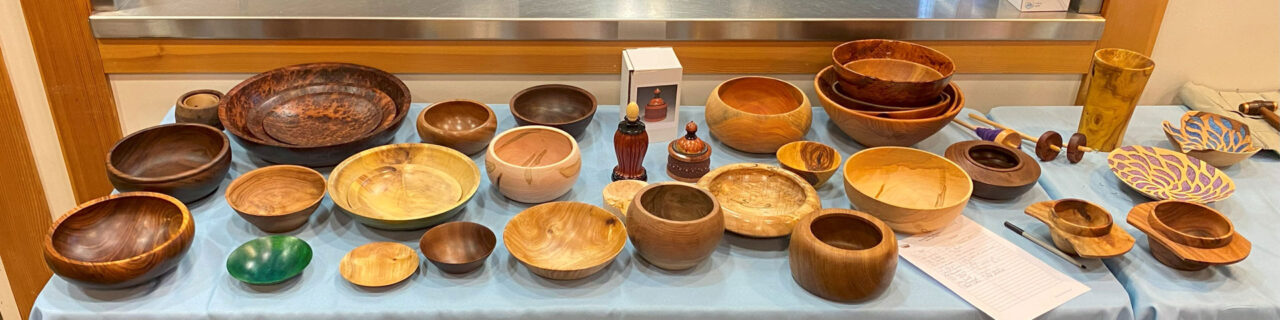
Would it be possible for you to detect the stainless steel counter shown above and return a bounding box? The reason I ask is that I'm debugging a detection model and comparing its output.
[89,0,1104,41]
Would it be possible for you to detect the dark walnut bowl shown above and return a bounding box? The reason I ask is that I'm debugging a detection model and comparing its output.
[107,123,232,203]
[419,221,497,274]
[44,192,195,289]
[944,140,1041,200]
[831,39,955,107]
[509,84,598,139]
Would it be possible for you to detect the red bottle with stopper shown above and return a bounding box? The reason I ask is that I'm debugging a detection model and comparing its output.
[613,102,648,181]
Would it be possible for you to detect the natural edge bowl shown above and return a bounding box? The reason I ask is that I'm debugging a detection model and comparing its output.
[943,140,1040,200]
[790,208,897,302]
[705,76,812,153]
[504,202,627,280]
[417,99,498,155]
[1161,111,1261,168]
[697,163,821,238]
[419,221,497,274]
[831,39,955,107]
[626,182,724,270]
[106,123,232,203]
[329,143,481,230]
[44,192,194,289]
[226,165,326,233]
[843,147,972,234]
[485,126,583,203]
[226,235,313,285]
[816,66,965,147]
[776,141,842,187]
[509,84,598,138]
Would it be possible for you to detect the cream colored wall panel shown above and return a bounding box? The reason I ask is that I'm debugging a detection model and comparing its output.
[0,259,16,320]
[1139,0,1280,104]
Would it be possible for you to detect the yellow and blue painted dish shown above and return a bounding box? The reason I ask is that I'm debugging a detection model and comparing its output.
[1162,111,1260,167]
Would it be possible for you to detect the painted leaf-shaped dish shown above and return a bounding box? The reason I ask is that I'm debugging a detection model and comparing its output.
[1162,111,1260,167]
[1107,145,1235,204]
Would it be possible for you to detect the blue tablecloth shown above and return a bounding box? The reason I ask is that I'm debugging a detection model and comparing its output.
[32,105,1133,320]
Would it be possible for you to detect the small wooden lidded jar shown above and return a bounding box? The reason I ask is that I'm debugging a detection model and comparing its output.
[667,121,712,182]
[644,88,668,122]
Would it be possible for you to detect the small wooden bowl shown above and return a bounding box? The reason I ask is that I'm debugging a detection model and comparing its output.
[776,141,842,187]
[417,99,498,155]
[697,163,821,238]
[485,126,582,203]
[175,89,224,129]
[1162,111,1261,167]
[44,192,194,289]
[816,66,965,147]
[705,76,812,153]
[504,202,626,280]
[626,183,723,270]
[340,242,419,287]
[1024,199,1134,259]
[1127,200,1251,270]
[226,165,326,233]
[831,39,955,107]
[419,221,496,274]
[829,81,952,120]
[790,208,897,302]
[329,143,481,230]
[1107,146,1234,203]
[843,147,971,234]
[944,140,1040,200]
[510,84,597,138]
[602,180,648,219]
[226,235,312,285]
[107,123,232,203]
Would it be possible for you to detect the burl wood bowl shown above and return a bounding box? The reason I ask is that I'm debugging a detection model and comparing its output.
[1024,199,1134,259]
[340,242,419,287]
[417,99,498,155]
[226,165,326,233]
[175,89,224,129]
[944,140,1040,200]
[329,143,481,230]
[1107,146,1234,204]
[485,126,582,203]
[107,123,232,203]
[1127,200,1251,270]
[1162,111,1261,167]
[504,202,627,280]
[626,183,724,270]
[509,84,597,138]
[831,39,955,107]
[44,192,194,289]
[226,235,312,285]
[776,141,842,187]
[602,179,648,219]
[419,221,496,274]
[705,76,813,153]
[816,66,965,147]
[789,208,897,302]
[218,62,411,167]
[843,147,971,234]
[697,163,821,238]
[828,81,953,120]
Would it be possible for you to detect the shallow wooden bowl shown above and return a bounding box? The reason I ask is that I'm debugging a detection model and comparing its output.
[705,76,812,153]
[944,140,1040,200]
[829,81,952,119]
[175,89,224,129]
[602,180,648,218]
[226,235,312,285]
[417,99,498,155]
[1127,200,1250,270]
[504,202,626,280]
[1024,199,1134,259]
[510,84,597,138]
[226,165,326,233]
[626,183,724,270]
[1107,146,1234,203]
[419,221,496,274]
[842,147,971,234]
[485,126,582,203]
[697,163,821,238]
[790,208,897,302]
[831,39,955,107]
[329,143,481,230]
[776,141,842,187]
[816,66,965,147]
[44,192,194,289]
[340,242,419,287]
[1162,111,1261,167]
[107,123,232,203]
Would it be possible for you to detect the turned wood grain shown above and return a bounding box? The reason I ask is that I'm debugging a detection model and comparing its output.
[1127,201,1251,270]
[828,82,952,119]
[666,122,712,182]
[776,141,842,187]
[1024,200,1134,259]
[44,192,194,289]
[329,143,481,230]
[417,99,497,155]
[0,45,54,317]
[485,126,582,203]
[419,221,496,274]
[815,66,965,147]
[842,147,971,234]
[832,39,955,107]
[626,183,723,270]
[226,165,326,233]
[175,89,224,129]
[705,76,812,153]
[1077,48,1155,151]
[509,84,597,138]
[602,180,647,219]
[944,140,1040,200]
[106,123,232,203]
[504,202,626,280]
[340,242,419,287]
[790,208,897,302]
[697,163,821,238]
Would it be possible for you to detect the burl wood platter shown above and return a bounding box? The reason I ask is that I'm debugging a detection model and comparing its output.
[226,165,326,233]
[340,242,419,287]
[329,143,481,230]
[831,39,955,107]
[705,76,812,153]
[776,141,842,187]
[106,123,232,203]
[1024,199,1134,259]
[627,183,724,270]
[815,66,965,147]
[226,235,313,285]
[1107,146,1234,203]
[1162,111,1261,167]
[419,221,496,274]
[44,192,194,289]
[697,163,821,238]
[944,140,1040,200]
[843,147,971,234]
[504,202,626,280]
[1127,200,1250,270]
[417,99,498,155]
[790,208,897,302]
[485,126,582,203]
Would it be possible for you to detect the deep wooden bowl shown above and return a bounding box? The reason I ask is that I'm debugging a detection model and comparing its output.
[226,165,326,233]
[705,76,812,153]
[697,163,821,238]
[226,235,312,285]
[417,99,498,155]
[504,202,626,280]
[485,126,582,203]
[816,66,965,147]
[419,221,496,274]
[1162,111,1261,167]
[175,89,224,129]
[790,208,897,302]
[1024,199,1134,259]
[602,180,648,218]
[626,183,723,270]
[776,141,842,187]
[829,81,953,119]
[943,140,1040,200]
[218,63,411,166]
[107,123,232,203]
[1127,201,1250,270]
[329,143,481,230]
[509,84,597,138]
[1107,146,1234,203]
[843,147,971,234]
[44,192,194,289]
[340,242,419,287]
[831,39,955,107]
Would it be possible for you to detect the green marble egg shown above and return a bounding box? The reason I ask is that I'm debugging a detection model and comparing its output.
[226,235,313,285]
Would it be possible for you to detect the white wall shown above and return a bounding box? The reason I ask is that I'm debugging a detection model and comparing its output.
[1138,0,1280,104]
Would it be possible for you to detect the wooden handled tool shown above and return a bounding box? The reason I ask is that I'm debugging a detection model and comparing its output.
[1239,100,1280,131]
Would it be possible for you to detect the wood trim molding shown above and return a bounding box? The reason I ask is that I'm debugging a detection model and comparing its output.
[0,44,54,320]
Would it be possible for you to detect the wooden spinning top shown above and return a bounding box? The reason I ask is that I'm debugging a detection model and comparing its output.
[644,88,668,122]
[667,121,712,182]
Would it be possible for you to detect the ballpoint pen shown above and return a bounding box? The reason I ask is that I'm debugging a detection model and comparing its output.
[1005,221,1087,269]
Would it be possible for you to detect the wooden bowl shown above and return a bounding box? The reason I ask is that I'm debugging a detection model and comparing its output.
[419,221,496,274]
[943,140,1040,200]
[340,242,419,287]
[816,66,965,147]
[44,192,194,289]
[776,141,842,187]
[842,147,971,234]
[484,126,582,203]
[1024,199,1134,259]
[219,63,411,166]
[1107,146,1234,204]
[602,180,648,219]
[504,202,627,280]
[626,183,723,270]
[509,84,597,138]
[1162,111,1261,167]
[705,76,812,153]
[226,165,326,233]
[697,163,821,238]
[226,235,312,285]
[417,99,498,155]
[828,81,952,119]
[107,123,232,203]
[1127,200,1250,270]
[329,143,481,230]
[175,89,224,129]
[789,208,897,302]
[831,39,955,107]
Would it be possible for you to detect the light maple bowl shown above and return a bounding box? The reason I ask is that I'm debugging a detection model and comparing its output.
[626,183,724,270]
[776,141,842,187]
[790,208,897,302]
[816,66,965,147]
[328,143,481,230]
[602,179,648,219]
[44,192,194,289]
[484,126,582,203]
[705,76,812,153]
[842,147,972,234]
[697,163,821,238]
[226,165,326,233]
[504,202,627,280]
[417,99,498,155]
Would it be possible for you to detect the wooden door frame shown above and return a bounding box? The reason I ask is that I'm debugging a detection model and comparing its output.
[0,42,54,320]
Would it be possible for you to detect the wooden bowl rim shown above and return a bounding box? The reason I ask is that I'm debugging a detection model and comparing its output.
[711,76,809,116]
[225,165,326,217]
[949,140,1028,173]
[842,146,973,210]
[106,123,230,183]
[831,39,957,84]
[776,141,841,174]
[1161,111,1261,155]
[503,201,627,272]
[1093,48,1155,72]
[630,182,721,225]
[227,235,313,284]
[419,221,497,265]
[1106,145,1235,203]
[829,80,951,112]
[508,84,598,126]
[802,208,894,253]
[177,89,223,109]
[328,143,481,222]
[697,163,820,237]
[1049,199,1113,236]
[486,125,580,169]
[44,192,192,266]
[1148,200,1235,245]
[418,99,496,134]
[815,66,965,123]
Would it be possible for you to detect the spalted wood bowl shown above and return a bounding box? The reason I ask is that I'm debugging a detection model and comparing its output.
[329,143,481,230]
[218,62,411,167]
[790,208,897,302]
[504,202,626,280]
[776,141,842,187]
[705,76,812,153]
[226,165,326,233]
[509,84,597,138]
[340,242,419,287]
[816,66,965,147]
[226,235,312,285]
[484,126,582,203]
[1162,111,1261,167]
[843,147,971,234]
[697,163,821,238]
[602,180,648,219]
[828,80,952,119]
[1127,200,1250,270]
[831,39,955,107]
[419,221,496,274]
[626,183,723,270]
[943,140,1040,200]
[107,123,232,203]
[44,192,194,289]
[417,99,498,155]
